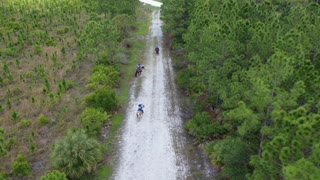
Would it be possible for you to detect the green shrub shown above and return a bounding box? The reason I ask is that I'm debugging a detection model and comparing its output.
[29,135,37,153]
[58,79,74,92]
[177,68,206,93]
[5,137,17,151]
[33,44,42,55]
[20,119,31,128]
[186,112,228,142]
[80,108,110,136]
[57,27,69,35]
[85,86,118,112]
[97,49,110,64]
[12,155,32,177]
[0,48,18,57]
[0,170,8,180]
[41,170,67,180]
[0,104,3,113]
[24,71,35,82]
[51,129,103,178]
[0,128,8,157]
[64,27,69,33]
[11,110,20,121]
[61,47,66,55]
[6,99,11,109]
[213,137,249,179]
[3,61,9,73]
[87,65,120,89]
[177,68,194,90]
[38,114,49,125]
[46,38,57,46]
[57,29,65,34]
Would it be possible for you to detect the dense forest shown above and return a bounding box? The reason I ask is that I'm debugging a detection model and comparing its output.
[162,0,320,179]
[0,0,145,179]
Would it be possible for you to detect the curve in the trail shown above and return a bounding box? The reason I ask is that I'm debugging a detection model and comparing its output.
[139,0,162,7]
[113,10,216,180]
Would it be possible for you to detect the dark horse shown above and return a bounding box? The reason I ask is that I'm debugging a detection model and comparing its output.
[135,66,144,77]
[155,47,159,54]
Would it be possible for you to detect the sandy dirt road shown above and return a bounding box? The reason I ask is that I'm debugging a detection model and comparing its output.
[113,10,215,180]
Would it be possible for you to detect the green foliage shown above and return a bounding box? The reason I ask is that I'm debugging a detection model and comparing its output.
[176,68,206,93]
[58,79,74,93]
[5,137,17,151]
[20,119,31,128]
[87,65,120,89]
[51,129,103,178]
[80,108,110,136]
[85,86,118,112]
[6,99,11,109]
[112,14,136,38]
[162,0,194,45]
[0,128,8,158]
[79,17,121,64]
[0,0,138,178]
[164,0,320,179]
[29,132,37,153]
[0,174,6,180]
[61,47,66,55]
[12,154,32,177]
[224,101,260,137]
[2,61,9,73]
[40,170,68,180]
[212,137,249,179]
[33,44,42,55]
[0,48,19,57]
[0,104,3,113]
[186,112,228,142]
[11,110,20,121]
[38,114,49,126]
[57,27,69,35]
[91,0,139,17]
[283,158,320,180]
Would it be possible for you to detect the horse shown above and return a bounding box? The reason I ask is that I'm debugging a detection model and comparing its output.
[155,47,159,54]
[135,68,142,77]
[134,66,144,77]
[136,110,143,119]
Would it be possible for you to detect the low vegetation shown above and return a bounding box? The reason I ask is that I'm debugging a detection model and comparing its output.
[0,0,148,178]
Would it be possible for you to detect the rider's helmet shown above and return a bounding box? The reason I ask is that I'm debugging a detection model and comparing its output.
[138,104,142,107]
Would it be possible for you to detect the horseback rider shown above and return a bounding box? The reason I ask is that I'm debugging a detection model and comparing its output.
[155,46,160,54]
[138,104,144,114]
[135,64,144,77]
[137,63,142,70]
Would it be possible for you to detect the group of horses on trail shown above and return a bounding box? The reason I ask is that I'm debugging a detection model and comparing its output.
[135,47,160,118]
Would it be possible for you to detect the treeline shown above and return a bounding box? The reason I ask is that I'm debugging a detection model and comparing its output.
[162,0,320,179]
[0,0,139,179]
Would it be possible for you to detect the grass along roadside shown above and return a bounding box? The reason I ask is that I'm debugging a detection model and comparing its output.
[95,6,154,179]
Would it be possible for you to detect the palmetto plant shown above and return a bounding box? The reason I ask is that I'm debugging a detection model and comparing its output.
[51,129,102,178]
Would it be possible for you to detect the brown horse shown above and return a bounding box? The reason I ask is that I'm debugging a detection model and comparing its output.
[134,66,144,77]
[136,110,143,119]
